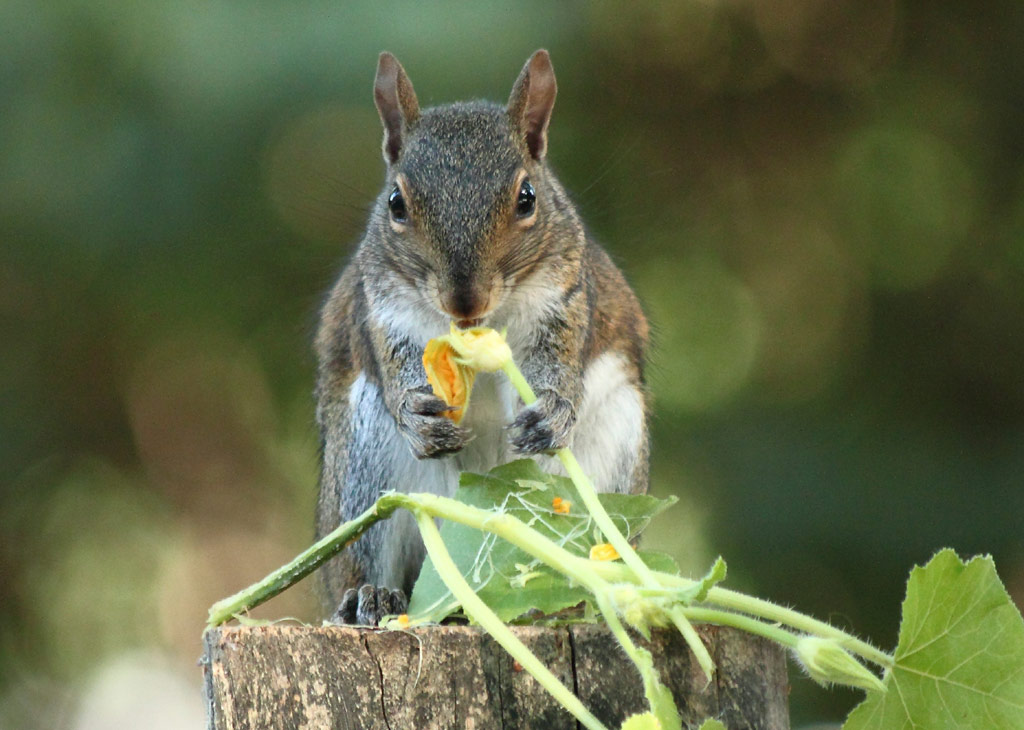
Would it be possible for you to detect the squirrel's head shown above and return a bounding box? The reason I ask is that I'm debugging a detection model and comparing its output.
[367,50,575,328]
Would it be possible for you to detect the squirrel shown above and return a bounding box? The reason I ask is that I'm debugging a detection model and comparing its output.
[315,50,649,625]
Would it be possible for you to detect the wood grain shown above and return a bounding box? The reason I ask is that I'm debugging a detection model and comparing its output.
[202,623,789,730]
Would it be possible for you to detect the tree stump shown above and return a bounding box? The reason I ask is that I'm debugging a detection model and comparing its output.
[201,623,789,730]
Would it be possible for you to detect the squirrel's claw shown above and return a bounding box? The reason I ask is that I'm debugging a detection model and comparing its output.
[404,388,457,417]
[398,387,470,459]
[508,389,575,455]
[330,585,408,626]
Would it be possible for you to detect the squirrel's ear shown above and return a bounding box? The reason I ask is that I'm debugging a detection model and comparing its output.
[374,52,420,164]
[507,49,557,160]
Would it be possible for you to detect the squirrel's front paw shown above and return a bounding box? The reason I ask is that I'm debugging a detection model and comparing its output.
[398,387,470,459]
[508,389,576,455]
[330,585,408,626]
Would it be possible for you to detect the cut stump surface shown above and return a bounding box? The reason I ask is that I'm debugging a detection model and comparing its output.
[202,623,789,730]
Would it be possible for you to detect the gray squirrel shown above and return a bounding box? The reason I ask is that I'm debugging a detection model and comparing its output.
[315,50,649,625]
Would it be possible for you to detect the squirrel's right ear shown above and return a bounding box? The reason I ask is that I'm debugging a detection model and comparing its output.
[507,50,557,160]
[374,52,420,164]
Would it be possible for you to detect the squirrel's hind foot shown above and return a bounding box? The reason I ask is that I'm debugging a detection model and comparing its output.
[330,584,409,626]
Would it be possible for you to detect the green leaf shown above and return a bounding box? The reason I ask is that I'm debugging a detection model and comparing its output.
[695,720,727,730]
[682,556,727,604]
[844,549,1024,730]
[408,459,677,623]
[620,712,660,730]
[645,664,683,730]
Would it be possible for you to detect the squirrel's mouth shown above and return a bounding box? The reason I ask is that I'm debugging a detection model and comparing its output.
[455,318,483,329]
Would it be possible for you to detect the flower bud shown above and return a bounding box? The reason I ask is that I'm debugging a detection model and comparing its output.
[552,497,571,514]
[385,613,411,630]
[589,543,620,562]
[794,637,886,693]
[612,585,670,637]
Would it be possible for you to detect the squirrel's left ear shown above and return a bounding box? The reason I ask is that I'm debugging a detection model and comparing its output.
[508,50,557,160]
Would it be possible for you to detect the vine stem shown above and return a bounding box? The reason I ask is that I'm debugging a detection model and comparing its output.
[206,487,889,698]
[703,587,893,668]
[503,359,714,681]
[681,607,803,649]
[206,497,401,626]
[206,487,889,677]
[414,511,610,730]
[588,563,893,669]
[593,590,682,730]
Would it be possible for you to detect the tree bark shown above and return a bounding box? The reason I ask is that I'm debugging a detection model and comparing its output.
[202,623,789,730]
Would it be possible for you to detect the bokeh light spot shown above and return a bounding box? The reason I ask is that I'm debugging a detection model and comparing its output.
[22,462,179,679]
[835,125,976,290]
[71,651,204,730]
[750,0,898,85]
[739,213,867,401]
[126,334,275,515]
[641,255,761,412]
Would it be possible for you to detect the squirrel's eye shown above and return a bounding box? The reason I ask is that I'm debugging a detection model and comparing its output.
[388,187,408,223]
[516,178,536,218]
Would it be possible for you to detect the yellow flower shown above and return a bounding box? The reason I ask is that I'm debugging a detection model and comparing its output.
[396,613,410,628]
[422,325,511,422]
[422,338,475,423]
[552,497,571,514]
[589,543,620,561]
[445,324,512,373]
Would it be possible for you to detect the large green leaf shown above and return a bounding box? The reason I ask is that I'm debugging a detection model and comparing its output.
[844,549,1024,730]
[408,459,678,622]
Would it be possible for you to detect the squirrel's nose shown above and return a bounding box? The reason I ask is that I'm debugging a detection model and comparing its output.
[442,288,489,324]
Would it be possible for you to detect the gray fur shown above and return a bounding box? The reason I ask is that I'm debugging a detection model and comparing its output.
[314,52,650,621]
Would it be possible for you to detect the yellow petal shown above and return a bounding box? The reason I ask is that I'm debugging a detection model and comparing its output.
[447,324,512,372]
[589,543,620,561]
[423,338,475,423]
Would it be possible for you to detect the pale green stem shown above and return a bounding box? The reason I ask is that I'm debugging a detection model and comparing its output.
[501,359,713,680]
[555,447,657,585]
[589,562,893,669]
[206,496,400,627]
[207,489,611,630]
[501,358,653,582]
[666,605,715,683]
[593,590,682,730]
[682,607,884,692]
[680,607,803,649]
[414,510,610,730]
[705,587,892,668]
[411,493,609,592]
[501,359,537,404]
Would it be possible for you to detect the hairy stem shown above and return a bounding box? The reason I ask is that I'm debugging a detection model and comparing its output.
[502,358,713,680]
[588,562,893,669]
[703,587,893,668]
[681,607,803,649]
[415,511,609,730]
[594,590,682,730]
[206,496,401,627]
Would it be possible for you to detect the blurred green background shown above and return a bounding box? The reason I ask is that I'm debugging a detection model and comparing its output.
[2,1,1022,727]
